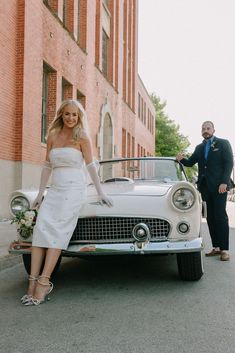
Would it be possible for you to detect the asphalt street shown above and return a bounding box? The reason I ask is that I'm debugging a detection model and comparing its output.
[0,223,235,353]
[0,202,234,353]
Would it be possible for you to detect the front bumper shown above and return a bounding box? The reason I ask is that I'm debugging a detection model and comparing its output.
[9,238,203,256]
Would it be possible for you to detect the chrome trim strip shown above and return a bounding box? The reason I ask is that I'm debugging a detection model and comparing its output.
[9,238,203,256]
[63,238,203,256]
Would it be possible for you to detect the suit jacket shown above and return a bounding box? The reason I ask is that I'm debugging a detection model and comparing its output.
[181,136,234,192]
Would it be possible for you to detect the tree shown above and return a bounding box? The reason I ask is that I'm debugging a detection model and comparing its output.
[151,93,197,181]
[151,93,190,156]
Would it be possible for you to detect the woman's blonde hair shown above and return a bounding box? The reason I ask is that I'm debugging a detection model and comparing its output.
[47,99,89,140]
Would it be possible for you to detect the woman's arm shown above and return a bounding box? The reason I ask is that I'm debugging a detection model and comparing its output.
[80,137,113,207]
[32,135,53,208]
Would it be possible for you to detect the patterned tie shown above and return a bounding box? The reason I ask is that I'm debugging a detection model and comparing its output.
[204,140,211,160]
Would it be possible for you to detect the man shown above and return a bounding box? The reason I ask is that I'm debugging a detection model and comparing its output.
[176,121,234,261]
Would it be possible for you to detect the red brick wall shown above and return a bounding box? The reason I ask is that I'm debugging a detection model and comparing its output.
[0,0,18,160]
[22,0,45,162]
[0,0,155,164]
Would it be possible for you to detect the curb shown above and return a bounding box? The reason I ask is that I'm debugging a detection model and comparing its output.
[0,254,22,272]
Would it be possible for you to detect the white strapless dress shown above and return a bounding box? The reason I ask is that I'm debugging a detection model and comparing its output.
[32,148,87,250]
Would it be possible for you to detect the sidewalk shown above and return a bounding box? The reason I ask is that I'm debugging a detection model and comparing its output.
[0,220,22,271]
[0,201,234,270]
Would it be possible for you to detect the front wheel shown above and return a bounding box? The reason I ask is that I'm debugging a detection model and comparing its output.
[177,252,203,281]
[22,254,62,278]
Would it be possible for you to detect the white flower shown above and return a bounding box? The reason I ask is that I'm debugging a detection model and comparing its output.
[24,211,35,220]
[25,220,33,228]
[21,219,26,224]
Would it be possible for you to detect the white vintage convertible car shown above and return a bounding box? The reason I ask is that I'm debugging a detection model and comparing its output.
[9,157,205,281]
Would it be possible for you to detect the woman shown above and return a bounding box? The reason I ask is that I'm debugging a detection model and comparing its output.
[21,99,113,306]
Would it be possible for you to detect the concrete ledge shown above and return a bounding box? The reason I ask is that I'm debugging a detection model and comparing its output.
[0,254,22,272]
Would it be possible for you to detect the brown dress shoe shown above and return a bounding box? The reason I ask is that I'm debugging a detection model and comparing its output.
[205,249,221,257]
[220,251,230,261]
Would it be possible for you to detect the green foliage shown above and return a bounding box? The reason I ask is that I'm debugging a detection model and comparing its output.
[151,93,190,156]
[151,93,197,182]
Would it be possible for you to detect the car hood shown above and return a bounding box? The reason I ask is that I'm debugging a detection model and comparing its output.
[88,182,173,197]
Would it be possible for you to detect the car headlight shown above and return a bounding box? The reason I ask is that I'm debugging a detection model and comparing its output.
[173,188,195,210]
[10,196,30,215]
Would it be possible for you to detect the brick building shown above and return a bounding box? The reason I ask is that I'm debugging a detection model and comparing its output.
[0,0,155,218]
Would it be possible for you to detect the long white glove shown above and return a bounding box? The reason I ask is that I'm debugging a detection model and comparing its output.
[32,161,52,208]
[86,162,113,207]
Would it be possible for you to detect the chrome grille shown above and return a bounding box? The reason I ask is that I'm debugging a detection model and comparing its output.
[71,217,170,243]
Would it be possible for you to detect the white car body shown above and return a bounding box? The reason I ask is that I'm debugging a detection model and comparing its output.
[9,157,205,280]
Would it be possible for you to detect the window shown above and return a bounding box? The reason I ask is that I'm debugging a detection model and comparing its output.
[127,133,131,157]
[122,128,126,157]
[77,0,80,41]
[43,0,58,15]
[77,89,86,108]
[41,69,48,144]
[144,102,146,125]
[62,77,72,101]
[138,93,140,119]
[41,64,57,143]
[63,0,67,27]
[147,109,150,130]
[141,97,143,122]
[102,29,109,77]
[132,136,135,157]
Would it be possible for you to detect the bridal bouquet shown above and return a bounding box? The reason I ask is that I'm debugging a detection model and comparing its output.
[11,209,37,240]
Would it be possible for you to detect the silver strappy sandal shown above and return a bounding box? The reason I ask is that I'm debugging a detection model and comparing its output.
[21,275,38,304]
[31,276,53,306]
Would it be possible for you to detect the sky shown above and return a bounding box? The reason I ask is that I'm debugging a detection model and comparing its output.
[138,0,235,153]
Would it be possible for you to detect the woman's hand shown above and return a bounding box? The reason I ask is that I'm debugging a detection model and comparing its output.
[99,193,113,207]
[32,194,43,209]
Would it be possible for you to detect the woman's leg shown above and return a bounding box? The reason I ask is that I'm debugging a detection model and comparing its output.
[31,246,46,275]
[33,248,61,300]
[26,246,46,296]
[41,248,62,277]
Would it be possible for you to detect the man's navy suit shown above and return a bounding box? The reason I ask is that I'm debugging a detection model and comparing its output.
[181,136,234,250]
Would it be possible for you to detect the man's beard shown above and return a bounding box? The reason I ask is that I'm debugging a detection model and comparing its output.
[203,133,212,140]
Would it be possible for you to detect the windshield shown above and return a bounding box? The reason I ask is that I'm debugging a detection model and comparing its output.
[99,158,186,183]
